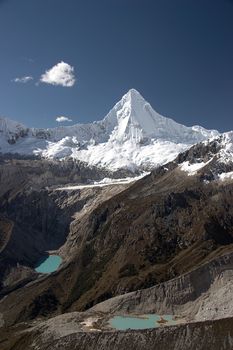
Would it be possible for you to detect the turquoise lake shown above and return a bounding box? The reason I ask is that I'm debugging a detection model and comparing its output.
[35,255,62,273]
[109,314,177,330]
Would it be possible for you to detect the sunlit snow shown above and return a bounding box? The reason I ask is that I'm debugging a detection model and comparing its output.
[219,171,233,181]
[179,160,212,176]
[0,89,219,172]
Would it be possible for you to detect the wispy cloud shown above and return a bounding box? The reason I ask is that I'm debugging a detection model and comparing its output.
[40,61,76,87]
[13,76,33,83]
[56,116,73,123]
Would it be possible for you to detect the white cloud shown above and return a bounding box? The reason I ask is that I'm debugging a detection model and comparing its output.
[56,116,73,123]
[13,76,33,83]
[40,61,76,87]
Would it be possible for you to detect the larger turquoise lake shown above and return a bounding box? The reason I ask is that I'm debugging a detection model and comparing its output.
[109,314,178,330]
[35,255,62,273]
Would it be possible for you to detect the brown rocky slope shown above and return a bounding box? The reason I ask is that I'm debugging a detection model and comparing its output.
[1,138,233,329]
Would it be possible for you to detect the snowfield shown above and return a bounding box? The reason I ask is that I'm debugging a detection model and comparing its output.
[179,158,213,176]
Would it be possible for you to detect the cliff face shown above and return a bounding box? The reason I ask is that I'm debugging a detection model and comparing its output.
[0,189,72,291]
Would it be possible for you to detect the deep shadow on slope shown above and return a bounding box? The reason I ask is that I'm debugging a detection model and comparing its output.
[1,164,233,326]
[0,189,74,294]
[0,155,134,294]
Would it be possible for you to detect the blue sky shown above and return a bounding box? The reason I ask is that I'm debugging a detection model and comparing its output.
[0,0,232,131]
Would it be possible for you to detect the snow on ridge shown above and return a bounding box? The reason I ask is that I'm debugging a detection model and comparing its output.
[0,89,222,172]
[178,132,233,180]
[93,172,149,185]
[56,172,148,191]
[219,171,233,181]
[179,159,213,176]
[191,125,219,139]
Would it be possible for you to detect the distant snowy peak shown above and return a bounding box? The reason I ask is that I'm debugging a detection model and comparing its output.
[0,89,221,172]
[103,89,219,144]
[1,89,219,145]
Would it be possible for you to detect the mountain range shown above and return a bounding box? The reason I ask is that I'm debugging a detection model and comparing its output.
[0,89,219,171]
[1,127,233,349]
[1,89,233,349]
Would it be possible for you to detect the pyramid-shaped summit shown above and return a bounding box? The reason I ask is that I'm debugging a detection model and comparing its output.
[0,89,219,171]
[103,88,218,144]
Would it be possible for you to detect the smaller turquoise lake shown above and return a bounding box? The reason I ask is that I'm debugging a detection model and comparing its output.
[35,255,62,273]
[109,314,177,330]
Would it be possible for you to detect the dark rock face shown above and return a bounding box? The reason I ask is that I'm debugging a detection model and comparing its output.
[0,189,75,304]
[176,138,221,164]
[0,190,70,268]
[0,217,12,254]
[26,289,60,319]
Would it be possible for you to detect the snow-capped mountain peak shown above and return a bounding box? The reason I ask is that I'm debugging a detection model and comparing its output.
[103,89,218,145]
[0,89,220,171]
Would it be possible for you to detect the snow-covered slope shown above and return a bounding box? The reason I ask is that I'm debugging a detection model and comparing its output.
[176,131,233,182]
[0,89,219,171]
